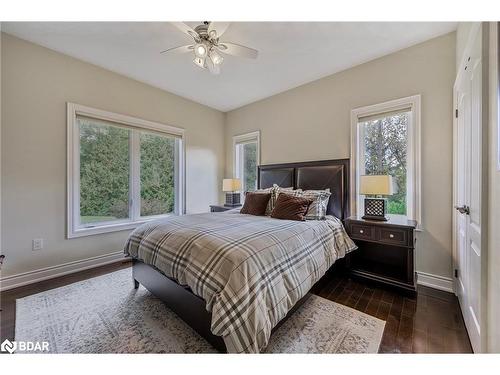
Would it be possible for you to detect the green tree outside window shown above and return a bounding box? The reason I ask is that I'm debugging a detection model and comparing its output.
[361,112,408,215]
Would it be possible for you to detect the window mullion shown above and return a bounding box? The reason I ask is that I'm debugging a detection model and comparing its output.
[406,112,415,220]
[174,138,180,215]
[73,119,81,232]
[241,144,246,192]
[239,145,245,196]
[130,130,141,221]
[357,123,366,217]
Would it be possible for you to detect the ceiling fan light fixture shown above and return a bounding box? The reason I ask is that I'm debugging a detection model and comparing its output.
[163,22,259,74]
[209,49,224,65]
[194,43,207,58]
[193,57,206,69]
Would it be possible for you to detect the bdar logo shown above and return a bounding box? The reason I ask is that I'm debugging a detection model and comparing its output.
[1,339,17,354]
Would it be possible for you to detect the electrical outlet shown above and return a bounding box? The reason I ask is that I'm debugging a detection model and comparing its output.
[32,238,44,251]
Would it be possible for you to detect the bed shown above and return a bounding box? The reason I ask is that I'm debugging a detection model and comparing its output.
[124,159,355,353]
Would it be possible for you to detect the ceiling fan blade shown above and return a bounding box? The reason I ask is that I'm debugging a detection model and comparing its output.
[218,42,258,59]
[171,22,201,42]
[160,45,194,54]
[208,22,231,39]
[206,58,220,75]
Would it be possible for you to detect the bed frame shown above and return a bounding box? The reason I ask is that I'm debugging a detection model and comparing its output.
[132,158,350,352]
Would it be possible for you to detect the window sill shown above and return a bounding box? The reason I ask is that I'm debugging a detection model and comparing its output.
[67,214,174,239]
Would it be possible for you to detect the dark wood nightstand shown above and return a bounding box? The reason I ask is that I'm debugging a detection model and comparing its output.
[209,204,240,212]
[345,215,417,295]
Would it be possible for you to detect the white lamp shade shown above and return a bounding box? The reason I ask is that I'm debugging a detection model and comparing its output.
[360,175,394,196]
[222,178,242,192]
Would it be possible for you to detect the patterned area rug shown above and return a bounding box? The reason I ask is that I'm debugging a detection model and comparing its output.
[16,268,385,353]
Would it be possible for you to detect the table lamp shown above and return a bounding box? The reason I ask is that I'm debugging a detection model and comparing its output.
[222,178,242,207]
[359,175,394,221]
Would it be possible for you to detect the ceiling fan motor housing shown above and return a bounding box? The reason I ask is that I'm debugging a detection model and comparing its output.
[194,24,210,39]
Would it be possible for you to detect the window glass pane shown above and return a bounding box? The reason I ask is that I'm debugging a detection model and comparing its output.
[140,132,176,216]
[243,142,257,192]
[79,117,130,225]
[360,112,408,215]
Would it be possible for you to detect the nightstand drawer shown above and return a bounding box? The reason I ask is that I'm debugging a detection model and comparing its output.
[350,223,376,241]
[379,227,408,246]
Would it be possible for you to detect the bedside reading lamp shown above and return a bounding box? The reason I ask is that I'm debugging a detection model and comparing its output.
[360,175,394,221]
[222,178,242,207]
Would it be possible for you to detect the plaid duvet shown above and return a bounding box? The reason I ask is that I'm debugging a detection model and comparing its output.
[124,211,356,353]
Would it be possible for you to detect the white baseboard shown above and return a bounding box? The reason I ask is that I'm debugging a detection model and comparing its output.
[416,271,454,293]
[0,251,127,292]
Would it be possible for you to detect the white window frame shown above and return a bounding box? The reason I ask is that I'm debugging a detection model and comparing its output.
[233,131,261,195]
[67,103,185,238]
[350,95,421,225]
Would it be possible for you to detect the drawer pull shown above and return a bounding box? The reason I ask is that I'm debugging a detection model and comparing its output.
[359,229,364,234]
[389,234,394,238]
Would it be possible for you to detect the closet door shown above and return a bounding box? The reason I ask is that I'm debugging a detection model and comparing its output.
[454,26,482,353]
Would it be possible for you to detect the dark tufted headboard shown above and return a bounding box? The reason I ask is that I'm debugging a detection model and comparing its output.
[257,159,350,220]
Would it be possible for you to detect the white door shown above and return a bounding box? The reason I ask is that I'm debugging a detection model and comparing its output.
[455,27,482,352]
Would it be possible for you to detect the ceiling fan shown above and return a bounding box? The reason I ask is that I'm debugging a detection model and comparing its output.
[161,21,258,75]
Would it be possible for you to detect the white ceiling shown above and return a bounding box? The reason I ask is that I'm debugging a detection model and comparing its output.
[3,22,457,112]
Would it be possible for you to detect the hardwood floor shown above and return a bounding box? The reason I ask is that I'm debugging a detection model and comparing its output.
[0,261,472,353]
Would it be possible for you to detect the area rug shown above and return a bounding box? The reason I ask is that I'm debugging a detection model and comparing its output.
[15,268,385,354]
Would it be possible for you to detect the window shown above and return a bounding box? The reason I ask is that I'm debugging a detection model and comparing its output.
[233,131,260,195]
[351,95,421,223]
[68,103,184,238]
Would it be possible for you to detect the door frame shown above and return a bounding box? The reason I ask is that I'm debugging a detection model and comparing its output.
[452,22,489,353]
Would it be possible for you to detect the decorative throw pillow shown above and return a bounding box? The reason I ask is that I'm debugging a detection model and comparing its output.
[270,193,313,221]
[253,185,295,215]
[269,184,298,215]
[240,192,272,216]
[301,189,332,220]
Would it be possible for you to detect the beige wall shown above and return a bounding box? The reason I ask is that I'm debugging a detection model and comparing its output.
[225,32,456,280]
[1,33,225,277]
[487,22,500,353]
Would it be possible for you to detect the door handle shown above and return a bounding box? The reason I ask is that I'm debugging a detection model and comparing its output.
[455,205,470,215]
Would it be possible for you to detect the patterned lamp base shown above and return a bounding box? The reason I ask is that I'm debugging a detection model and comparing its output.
[362,198,388,221]
[224,192,241,207]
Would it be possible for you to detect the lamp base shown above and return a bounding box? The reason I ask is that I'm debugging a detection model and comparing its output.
[363,198,388,221]
[225,192,241,207]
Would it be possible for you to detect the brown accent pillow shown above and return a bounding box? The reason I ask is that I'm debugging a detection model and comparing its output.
[240,192,272,216]
[270,193,313,221]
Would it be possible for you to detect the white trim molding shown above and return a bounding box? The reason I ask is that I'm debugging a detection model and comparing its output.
[67,103,185,238]
[416,271,454,293]
[0,251,127,292]
[350,95,422,226]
